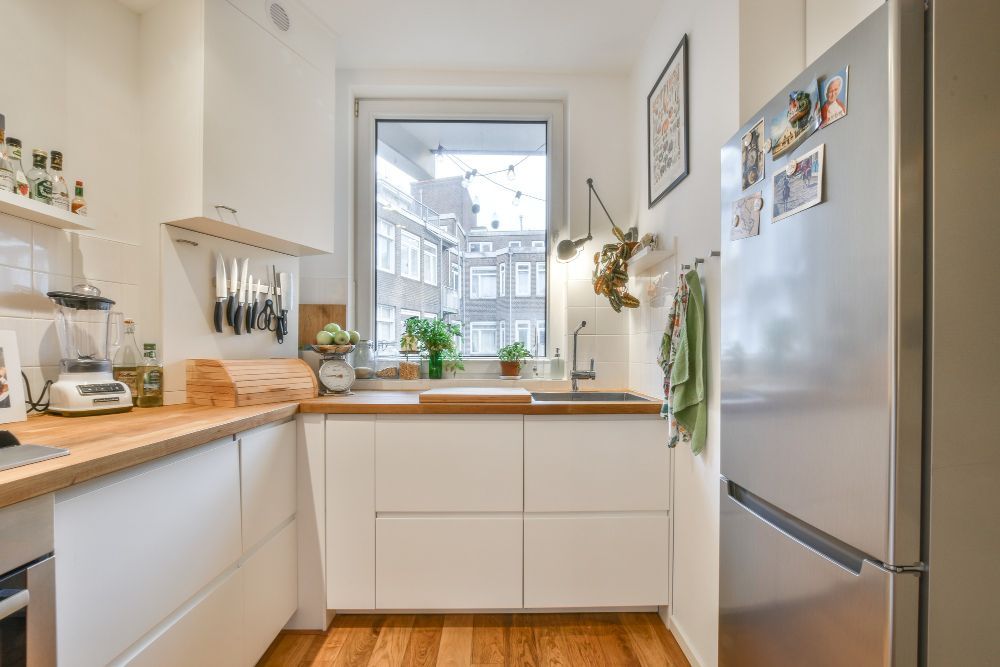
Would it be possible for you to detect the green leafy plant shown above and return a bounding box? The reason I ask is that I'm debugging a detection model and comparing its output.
[401,317,462,354]
[441,348,465,374]
[497,341,532,363]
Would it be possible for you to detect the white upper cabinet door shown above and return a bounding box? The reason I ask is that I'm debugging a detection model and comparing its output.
[375,416,523,513]
[240,419,297,553]
[524,415,670,512]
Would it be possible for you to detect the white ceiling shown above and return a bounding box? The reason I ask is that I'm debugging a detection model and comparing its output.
[299,0,663,74]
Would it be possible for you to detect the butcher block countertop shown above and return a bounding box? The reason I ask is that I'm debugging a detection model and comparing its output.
[0,402,298,510]
[299,390,663,415]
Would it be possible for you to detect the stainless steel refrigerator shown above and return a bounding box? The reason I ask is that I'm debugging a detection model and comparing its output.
[719,2,926,665]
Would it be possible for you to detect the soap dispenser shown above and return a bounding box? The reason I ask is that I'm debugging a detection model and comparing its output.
[549,347,565,379]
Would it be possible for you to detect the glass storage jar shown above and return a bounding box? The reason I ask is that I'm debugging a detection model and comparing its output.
[351,340,376,379]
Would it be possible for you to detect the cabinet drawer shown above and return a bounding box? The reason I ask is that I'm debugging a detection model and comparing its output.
[375,416,522,512]
[524,514,670,608]
[376,516,522,609]
[524,416,669,512]
[243,519,298,665]
[240,420,296,552]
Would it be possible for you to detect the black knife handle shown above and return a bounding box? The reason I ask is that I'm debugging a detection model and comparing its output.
[234,304,243,335]
[275,315,284,344]
[213,300,223,333]
[251,302,259,331]
[280,311,289,336]
[245,304,254,333]
[226,295,235,326]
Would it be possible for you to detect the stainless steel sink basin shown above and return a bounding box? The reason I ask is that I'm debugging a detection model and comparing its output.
[530,391,655,402]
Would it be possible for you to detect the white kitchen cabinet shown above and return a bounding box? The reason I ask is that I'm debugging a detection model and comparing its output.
[240,419,297,552]
[375,416,523,512]
[524,514,670,608]
[524,415,670,512]
[326,416,376,610]
[242,519,298,665]
[375,516,522,610]
[55,439,242,667]
[141,0,335,256]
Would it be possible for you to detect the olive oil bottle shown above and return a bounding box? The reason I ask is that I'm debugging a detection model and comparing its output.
[137,343,163,408]
[113,319,142,405]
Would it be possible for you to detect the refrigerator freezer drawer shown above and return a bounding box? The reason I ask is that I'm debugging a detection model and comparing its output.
[719,479,918,667]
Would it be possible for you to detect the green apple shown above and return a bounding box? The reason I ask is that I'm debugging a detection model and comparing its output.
[323,322,342,334]
[333,330,351,345]
[316,330,335,345]
[348,330,361,344]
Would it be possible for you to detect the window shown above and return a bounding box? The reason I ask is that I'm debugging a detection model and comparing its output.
[469,322,497,355]
[422,312,437,320]
[376,305,395,346]
[535,262,546,297]
[508,241,521,250]
[377,220,395,273]
[423,240,438,285]
[499,263,506,297]
[531,240,545,251]
[536,320,546,353]
[515,262,531,297]
[400,308,420,324]
[450,263,460,291]
[468,242,492,253]
[499,321,507,347]
[470,266,497,299]
[400,230,420,280]
[515,320,531,346]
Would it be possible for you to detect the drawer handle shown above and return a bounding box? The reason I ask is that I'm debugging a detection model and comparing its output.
[0,589,29,622]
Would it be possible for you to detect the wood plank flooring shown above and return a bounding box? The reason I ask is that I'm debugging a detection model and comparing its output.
[258,613,689,666]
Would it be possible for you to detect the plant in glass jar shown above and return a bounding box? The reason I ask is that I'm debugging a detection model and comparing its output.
[497,341,532,378]
[401,317,462,380]
[441,348,465,378]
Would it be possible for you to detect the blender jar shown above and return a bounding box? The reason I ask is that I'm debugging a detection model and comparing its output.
[47,285,120,373]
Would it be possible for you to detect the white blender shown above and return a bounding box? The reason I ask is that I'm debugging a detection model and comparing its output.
[46,285,132,415]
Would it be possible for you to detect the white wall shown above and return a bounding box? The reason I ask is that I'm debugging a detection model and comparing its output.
[301,68,635,387]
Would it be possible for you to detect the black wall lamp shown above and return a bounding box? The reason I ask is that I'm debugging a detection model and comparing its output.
[557,178,617,262]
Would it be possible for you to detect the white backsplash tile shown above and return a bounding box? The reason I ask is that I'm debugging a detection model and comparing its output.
[73,234,124,283]
[0,317,39,367]
[567,278,596,308]
[32,224,73,274]
[34,318,62,367]
[0,214,33,270]
[567,306,596,333]
[593,361,628,389]
[595,306,629,335]
[0,266,36,318]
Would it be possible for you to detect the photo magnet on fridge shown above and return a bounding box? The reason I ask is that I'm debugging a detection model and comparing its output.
[818,66,849,128]
[772,144,824,222]
[741,119,765,190]
[731,194,763,240]
[769,79,820,158]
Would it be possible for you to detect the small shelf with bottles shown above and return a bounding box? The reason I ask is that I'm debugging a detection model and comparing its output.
[0,188,94,231]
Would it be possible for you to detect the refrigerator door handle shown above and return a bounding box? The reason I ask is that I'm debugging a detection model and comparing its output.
[724,478,869,576]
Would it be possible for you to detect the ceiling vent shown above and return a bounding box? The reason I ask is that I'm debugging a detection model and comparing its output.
[268,2,290,32]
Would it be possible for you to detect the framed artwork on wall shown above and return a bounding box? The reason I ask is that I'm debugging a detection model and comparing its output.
[0,331,26,424]
[647,33,689,208]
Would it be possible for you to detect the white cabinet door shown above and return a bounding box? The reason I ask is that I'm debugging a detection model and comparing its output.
[326,416,376,610]
[375,416,523,512]
[124,569,243,667]
[203,0,335,254]
[524,416,670,512]
[376,516,522,609]
[240,419,296,552]
[524,514,670,608]
[243,519,298,666]
[55,439,242,667]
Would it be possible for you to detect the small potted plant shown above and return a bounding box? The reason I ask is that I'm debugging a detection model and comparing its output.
[497,342,532,378]
[441,348,465,378]
[401,317,462,380]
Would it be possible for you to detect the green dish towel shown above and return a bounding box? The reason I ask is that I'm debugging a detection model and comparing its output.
[670,270,707,454]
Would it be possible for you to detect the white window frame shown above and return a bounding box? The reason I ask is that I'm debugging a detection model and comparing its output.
[423,240,438,286]
[535,262,546,297]
[470,266,497,300]
[376,305,395,346]
[469,321,498,355]
[531,240,545,250]
[515,262,531,297]
[422,312,437,320]
[400,308,420,324]
[499,263,506,297]
[450,263,461,291]
[499,320,507,347]
[508,241,521,250]
[514,320,531,346]
[355,99,565,357]
[400,230,421,280]
[468,241,492,253]
[376,220,395,273]
[535,320,546,354]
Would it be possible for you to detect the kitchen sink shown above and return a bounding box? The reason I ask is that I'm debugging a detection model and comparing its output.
[530,391,656,402]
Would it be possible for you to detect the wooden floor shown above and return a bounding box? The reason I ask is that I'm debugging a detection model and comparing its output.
[258,612,689,666]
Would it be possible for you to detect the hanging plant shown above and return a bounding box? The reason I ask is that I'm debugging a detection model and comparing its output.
[593,225,642,312]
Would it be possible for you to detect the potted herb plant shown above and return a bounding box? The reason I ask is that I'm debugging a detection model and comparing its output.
[441,348,465,378]
[401,317,462,380]
[497,341,532,378]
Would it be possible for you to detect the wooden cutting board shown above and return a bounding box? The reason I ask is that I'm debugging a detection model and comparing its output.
[299,303,347,347]
[418,387,532,404]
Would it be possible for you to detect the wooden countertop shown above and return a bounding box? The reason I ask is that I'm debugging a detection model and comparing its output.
[0,402,298,509]
[299,390,663,415]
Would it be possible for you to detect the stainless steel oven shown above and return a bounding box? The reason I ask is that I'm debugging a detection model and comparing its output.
[0,496,55,666]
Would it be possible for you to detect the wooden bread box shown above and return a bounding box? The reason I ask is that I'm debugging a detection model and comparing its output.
[186,358,318,407]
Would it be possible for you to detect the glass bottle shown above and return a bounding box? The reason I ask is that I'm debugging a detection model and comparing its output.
[0,115,14,193]
[27,149,52,204]
[114,319,142,405]
[48,150,69,210]
[137,343,163,408]
[351,340,375,379]
[71,179,87,215]
[6,138,29,197]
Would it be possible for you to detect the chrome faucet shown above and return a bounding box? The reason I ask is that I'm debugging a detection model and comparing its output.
[571,320,596,391]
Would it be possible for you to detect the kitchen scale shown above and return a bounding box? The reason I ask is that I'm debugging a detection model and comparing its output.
[312,344,356,396]
[46,286,133,416]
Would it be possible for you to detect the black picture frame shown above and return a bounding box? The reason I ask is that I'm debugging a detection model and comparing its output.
[647,34,689,208]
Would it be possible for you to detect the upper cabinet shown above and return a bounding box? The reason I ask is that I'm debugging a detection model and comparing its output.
[141,0,335,256]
